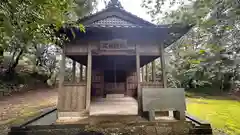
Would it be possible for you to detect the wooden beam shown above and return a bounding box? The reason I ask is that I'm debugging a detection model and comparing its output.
[136,44,142,115]
[145,64,149,82]
[141,67,144,82]
[79,64,83,82]
[86,45,92,112]
[66,52,88,56]
[57,47,66,112]
[152,61,156,82]
[160,45,167,88]
[92,49,136,56]
[125,73,128,96]
[72,60,76,83]
[85,66,87,81]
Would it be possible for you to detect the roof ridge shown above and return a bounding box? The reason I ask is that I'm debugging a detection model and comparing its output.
[115,7,155,26]
[77,8,109,23]
[77,6,156,27]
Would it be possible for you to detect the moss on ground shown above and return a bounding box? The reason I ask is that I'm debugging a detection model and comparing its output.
[0,110,41,135]
[187,96,240,135]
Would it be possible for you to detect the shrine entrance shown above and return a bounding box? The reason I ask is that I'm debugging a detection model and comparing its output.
[56,0,190,121]
[91,55,138,98]
[90,55,139,116]
[103,69,126,96]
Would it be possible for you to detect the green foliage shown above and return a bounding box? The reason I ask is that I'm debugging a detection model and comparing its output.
[0,0,95,90]
[0,0,73,73]
[142,0,240,92]
[142,1,240,133]
[74,0,98,18]
[187,97,240,135]
[0,0,93,71]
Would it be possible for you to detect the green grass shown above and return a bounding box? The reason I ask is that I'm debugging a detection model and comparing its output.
[187,96,240,135]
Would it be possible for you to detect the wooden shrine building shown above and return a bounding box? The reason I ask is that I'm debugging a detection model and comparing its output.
[57,0,191,122]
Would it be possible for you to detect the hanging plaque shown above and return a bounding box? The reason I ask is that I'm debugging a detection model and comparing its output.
[99,39,130,51]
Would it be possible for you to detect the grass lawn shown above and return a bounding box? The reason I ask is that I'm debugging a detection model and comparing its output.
[187,96,240,135]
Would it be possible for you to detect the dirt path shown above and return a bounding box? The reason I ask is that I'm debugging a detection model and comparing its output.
[0,89,57,124]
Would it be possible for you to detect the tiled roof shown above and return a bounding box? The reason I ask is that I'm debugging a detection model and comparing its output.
[85,23,189,29]
[87,16,139,27]
[86,25,142,28]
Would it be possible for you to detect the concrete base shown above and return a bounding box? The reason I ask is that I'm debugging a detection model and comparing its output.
[57,111,88,124]
[58,111,87,118]
[56,116,88,124]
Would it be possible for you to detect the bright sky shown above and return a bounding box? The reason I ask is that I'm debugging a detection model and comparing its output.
[97,0,187,23]
[97,0,152,22]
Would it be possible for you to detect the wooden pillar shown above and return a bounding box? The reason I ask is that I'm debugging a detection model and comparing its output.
[72,60,76,83]
[145,64,149,82]
[160,44,167,88]
[136,45,142,114]
[79,64,83,82]
[152,61,156,82]
[86,45,92,112]
[85,66,87,81]
[141,67,144,82]
[57,47,66,111]
[125,73,128,96]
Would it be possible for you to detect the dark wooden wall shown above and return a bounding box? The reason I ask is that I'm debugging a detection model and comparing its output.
[91,70,138,97]
[126,71,138,97]
[91,70,104,97]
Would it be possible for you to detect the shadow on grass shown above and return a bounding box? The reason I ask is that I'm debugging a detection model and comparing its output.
[185,87,239,101]
[187,91,240,135]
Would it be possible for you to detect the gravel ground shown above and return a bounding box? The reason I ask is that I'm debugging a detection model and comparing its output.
[0,88,57,135]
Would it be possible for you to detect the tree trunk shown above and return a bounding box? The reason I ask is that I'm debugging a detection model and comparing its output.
[231,64,240,91]
[0,46,4,64]
[6,49,24,74]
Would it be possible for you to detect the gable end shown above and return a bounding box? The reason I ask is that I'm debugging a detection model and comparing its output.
[87,16,139,27]
[78,7,155,27]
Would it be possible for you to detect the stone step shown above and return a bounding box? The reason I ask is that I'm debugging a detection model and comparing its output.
[106,94,125,98]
